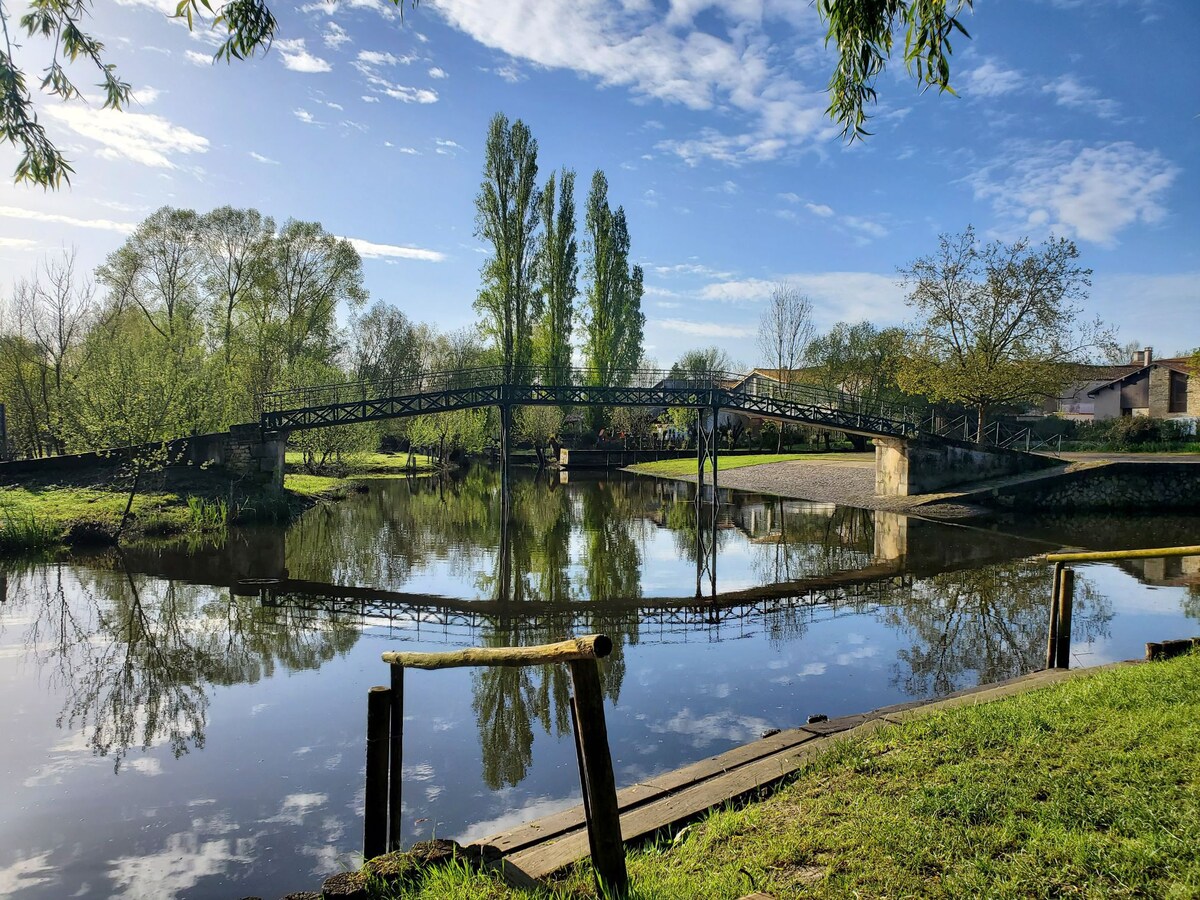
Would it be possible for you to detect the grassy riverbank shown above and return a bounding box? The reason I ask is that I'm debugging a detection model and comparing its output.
[627,452,865,478]
[285,450,437,476]
[0,450,438,554]
[362,653,1200,899]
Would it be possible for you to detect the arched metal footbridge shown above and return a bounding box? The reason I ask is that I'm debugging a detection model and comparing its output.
[259,366,924,439]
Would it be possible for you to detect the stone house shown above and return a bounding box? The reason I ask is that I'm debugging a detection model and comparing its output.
[1086,349,1199,421]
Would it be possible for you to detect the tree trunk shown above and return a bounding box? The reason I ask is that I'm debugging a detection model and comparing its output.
[976,404,987,444]
[775,424,782,454]
[119,460,143,539]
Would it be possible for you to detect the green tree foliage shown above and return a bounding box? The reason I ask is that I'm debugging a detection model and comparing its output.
[580,170,645,389]
[807,321,908,406]
[819,0,973,141]
[667,346,733,436]
[534,167,578,383]
[474,113,541,381]
[0,206,370,457]
[807,321,909,450]
[898,226,1107,443]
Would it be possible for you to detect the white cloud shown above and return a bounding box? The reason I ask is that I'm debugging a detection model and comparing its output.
[435,138,463,156]
[657,318,755,339]
[492,63,525,83]
[434,0,831,165]
[362,95,380,103]
[42,105,208,169]
[249,151,279,164]
[805,202,834,217]
[651,262,734,279]
[0,237,38,248]
[323,22,351,49]
[1043,74,1119,118]
[184,49,212,66]
[379,83,438,103]
[131,87,161,106]
[354,52,439,103]
[300,0,401,18]
[961,59,1024,97]
[968,141,1179,246]
[294,108,316,124]
[276,38,332,73]
[357,50,416,67]
[428,66,448,79]
[696,272,907,327]
[841,215,888,239]
[343,236,446,262]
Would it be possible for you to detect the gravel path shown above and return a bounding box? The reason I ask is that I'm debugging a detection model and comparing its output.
[654,457,963,513]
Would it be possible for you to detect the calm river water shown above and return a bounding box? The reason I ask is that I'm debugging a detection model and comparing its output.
[1,466,1197,898]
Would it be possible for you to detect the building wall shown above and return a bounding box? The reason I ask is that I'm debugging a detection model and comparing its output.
[1092,386,1122,421]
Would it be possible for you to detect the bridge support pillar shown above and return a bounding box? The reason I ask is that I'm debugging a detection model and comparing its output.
[696,406,719,503]
[874,435,1058,497]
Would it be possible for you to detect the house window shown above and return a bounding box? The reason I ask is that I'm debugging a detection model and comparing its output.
[1169,371,1188,413]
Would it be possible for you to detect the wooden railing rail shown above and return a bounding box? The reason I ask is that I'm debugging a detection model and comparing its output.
[365,634,627,896]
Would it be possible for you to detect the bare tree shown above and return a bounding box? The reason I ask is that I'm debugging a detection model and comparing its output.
[756,282,814,451]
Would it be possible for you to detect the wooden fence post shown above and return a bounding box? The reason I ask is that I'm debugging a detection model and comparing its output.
[1055,567,1075,670]
[388,665,404,852]
[1045,561,1063,669]
[364,685,391,859]
[568,659,628,897]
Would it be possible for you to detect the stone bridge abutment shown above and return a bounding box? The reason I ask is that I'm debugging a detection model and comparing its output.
[874,435,1060,497]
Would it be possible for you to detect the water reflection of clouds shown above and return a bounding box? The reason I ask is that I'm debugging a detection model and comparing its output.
[651,708,773,748]
[267,792,329,826]
[456,794,581,845]
[0,852,57,896]
[107,824,254,900]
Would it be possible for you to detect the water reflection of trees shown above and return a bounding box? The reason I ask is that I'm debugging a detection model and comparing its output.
[742,498,876,586]
[9,562,362,771]
[883,559,1113,697]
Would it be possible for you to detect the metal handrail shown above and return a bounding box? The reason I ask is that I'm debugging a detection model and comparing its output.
[257,366,927,428]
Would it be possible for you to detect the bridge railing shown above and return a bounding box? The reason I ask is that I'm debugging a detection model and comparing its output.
[258,366,927,435]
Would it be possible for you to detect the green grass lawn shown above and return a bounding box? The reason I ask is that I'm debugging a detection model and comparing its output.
[627,452,860,478]
[0,484,189,552]
[358,653,1200,899]
[285,450,436,474]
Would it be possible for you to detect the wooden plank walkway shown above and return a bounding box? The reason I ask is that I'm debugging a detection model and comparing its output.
[472,664,1131,881]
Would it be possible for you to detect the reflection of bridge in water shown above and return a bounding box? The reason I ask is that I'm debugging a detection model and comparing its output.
[117,480,1055,646]
[244,568,915,645]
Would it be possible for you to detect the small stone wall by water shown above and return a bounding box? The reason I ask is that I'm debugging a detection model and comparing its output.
[0,424,286,489]
[980,462,1200,511]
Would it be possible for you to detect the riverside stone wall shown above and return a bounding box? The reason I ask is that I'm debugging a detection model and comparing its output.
[0,424,287,489]
[980,462,1200,511]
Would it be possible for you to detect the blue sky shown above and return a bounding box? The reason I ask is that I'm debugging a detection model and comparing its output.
[1,0,1197,367]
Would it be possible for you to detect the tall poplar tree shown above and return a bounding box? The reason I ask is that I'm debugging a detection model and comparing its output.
[580,170,645,389]
[474,113,541,382]
[534,168,578,384]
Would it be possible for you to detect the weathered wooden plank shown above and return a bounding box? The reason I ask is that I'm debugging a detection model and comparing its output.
[382,634,611,669]
[477,728,819,855]
[510,731,841,878]
[641,728,819,793]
